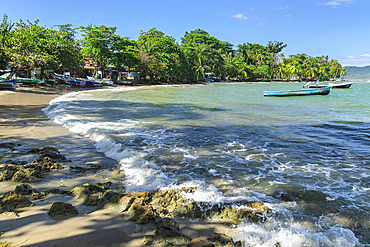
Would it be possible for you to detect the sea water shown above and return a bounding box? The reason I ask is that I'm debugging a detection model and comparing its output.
[43,82,370,246]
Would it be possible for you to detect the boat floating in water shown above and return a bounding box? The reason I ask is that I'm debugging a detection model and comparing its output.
[264,86,332,97]
[304,81,353,89]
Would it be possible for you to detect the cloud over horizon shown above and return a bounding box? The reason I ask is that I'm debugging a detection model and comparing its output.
[231,13,248,20]
[337,54,370,66]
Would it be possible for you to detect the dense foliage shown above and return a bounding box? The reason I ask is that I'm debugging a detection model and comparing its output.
[0,14,346,82]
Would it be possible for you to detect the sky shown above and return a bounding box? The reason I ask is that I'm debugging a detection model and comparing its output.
[1,0,370,66]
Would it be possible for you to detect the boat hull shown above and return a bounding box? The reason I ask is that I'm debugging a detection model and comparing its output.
[51,73,86,86]
[264,87,332,97]
[0,79,18,90]
[329,82,352,88]
[307,82,353,89]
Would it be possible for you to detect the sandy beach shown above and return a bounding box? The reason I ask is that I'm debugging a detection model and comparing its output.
[0,87,237,247]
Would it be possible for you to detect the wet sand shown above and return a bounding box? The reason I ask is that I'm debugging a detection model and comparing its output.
[0,87,236,247]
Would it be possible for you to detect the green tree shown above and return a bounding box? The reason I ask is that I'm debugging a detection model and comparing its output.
[6,19,83,78]
[181,29,233,80]
[79,24,128,76]
[0,14,13,70]
[135,28,188,82]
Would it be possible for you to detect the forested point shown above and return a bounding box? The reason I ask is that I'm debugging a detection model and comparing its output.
[344,66,370,79]
[0,14,346,83]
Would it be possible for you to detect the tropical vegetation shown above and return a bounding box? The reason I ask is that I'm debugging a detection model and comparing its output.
[0,14,346,82]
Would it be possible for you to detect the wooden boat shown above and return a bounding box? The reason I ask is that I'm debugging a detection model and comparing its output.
[50,73,86,86]
[15,77,45,85]
[264,86,332,97]
[0,79,18,90]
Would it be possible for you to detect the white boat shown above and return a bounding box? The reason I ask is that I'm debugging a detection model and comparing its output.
[0,79,18,90]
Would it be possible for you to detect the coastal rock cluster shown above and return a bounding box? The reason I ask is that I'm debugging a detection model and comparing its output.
[0,146,65,182]
[0,145,272,246]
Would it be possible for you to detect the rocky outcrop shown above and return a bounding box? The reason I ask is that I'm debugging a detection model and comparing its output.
[143,217,191,246]
[0,194,34,212]
[72,184,106,206]
[0,154,64,183]
[28,146,68,162]
[47,202,78,217]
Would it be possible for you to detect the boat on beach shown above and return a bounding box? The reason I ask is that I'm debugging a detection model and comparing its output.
[264,86,332,97]
[50,72,87,86]
[0,79,18,90]
[15,77,45,86]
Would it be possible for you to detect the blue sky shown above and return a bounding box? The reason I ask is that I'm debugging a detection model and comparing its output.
[1,0,369,66]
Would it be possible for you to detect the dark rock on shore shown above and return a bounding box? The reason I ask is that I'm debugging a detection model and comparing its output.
[47,201,78,217]
[28,146,68,162]
[72,184,106,206]
[0,152,64,182]
[0,194,34,212]
[143,217,191,246]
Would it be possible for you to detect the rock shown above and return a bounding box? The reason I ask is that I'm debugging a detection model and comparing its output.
[31,192,47,200]
[72,184,105,206]
[0,141,19,149]
[14,184,36,195]
[143,217,191,246]
[47,202,78,217]
[11,171,26,181]
[0,165,16,181]
[149,188,197,217]
[28,146,67,162]
[189,237,213,247]
[31,156,63,170]
[210,233,241,247]
[28,146,59,154]
[100,192,150,212]
[127,203,153,224]
[0,211,19,217]
[215,202,270,224]
[0,194,34,212]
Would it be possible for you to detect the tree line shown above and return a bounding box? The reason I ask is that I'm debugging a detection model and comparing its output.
[343,66,370,79]
[0,14,346,82]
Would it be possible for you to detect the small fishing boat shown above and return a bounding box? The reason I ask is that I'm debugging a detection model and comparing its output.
[304,81,353,89]
[329,82,353,88]
[15,77,45,85]
[0,79,18,90]
[50,73,87,86]
[264,86,332,97]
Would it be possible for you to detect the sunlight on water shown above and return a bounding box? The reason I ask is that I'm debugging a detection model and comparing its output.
[44,82,370,246]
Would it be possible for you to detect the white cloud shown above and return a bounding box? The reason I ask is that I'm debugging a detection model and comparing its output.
[275,5,289,9]
[231,13,249,20]
[337,54,370,66]
[259,21,268,26]
[319,0,354,6]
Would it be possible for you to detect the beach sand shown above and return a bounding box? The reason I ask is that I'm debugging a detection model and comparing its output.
[0,87,236,247]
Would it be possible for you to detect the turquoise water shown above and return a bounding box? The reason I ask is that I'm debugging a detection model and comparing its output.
[44,82,370,246]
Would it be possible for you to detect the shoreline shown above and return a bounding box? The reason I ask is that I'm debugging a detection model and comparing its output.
[0,87,239,247]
